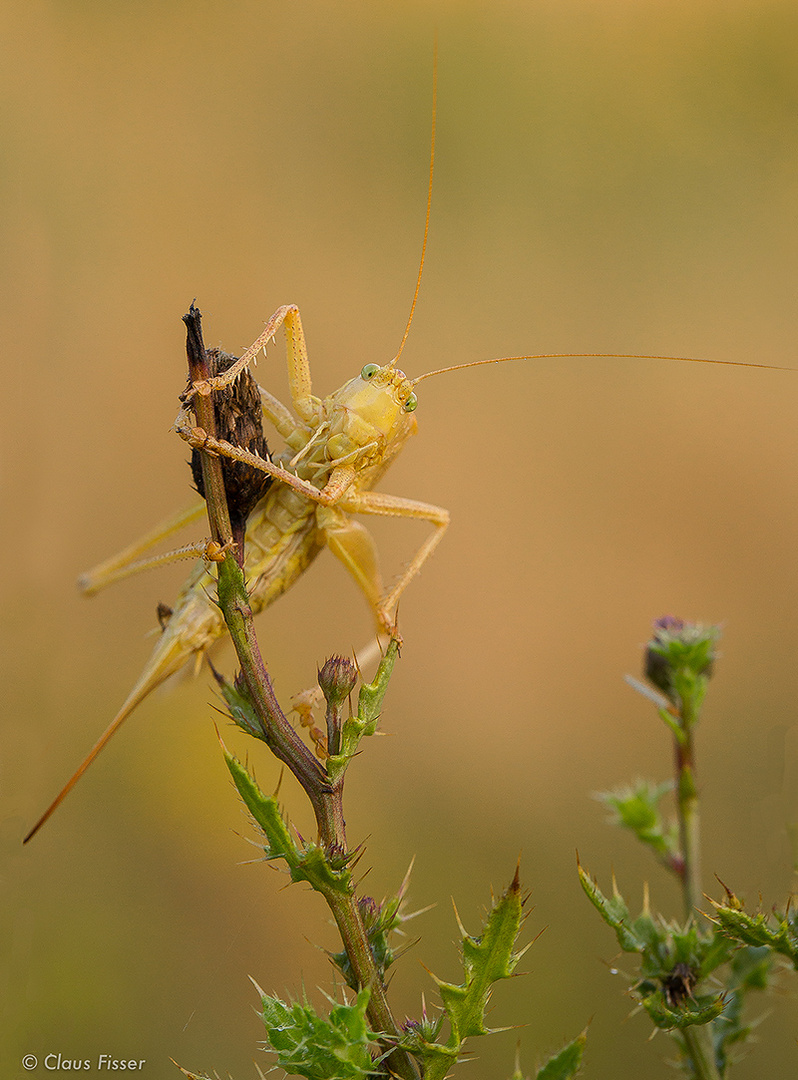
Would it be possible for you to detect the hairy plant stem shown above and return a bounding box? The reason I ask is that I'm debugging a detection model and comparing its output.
[183,305,418,1080]
[683,1027,721,1080]
[674,728,702,921]
[673,707,720,1080]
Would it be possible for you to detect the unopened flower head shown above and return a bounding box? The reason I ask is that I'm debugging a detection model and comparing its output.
[318,655,358,707]
[644,616,720,708]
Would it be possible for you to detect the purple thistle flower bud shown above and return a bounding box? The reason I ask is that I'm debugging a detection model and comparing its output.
[644,616,719,706]
[318,655,358,707]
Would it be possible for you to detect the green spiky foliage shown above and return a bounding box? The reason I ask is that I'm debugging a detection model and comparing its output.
[596,780,680,871]
[709,883,798,969]
[224,750,355,893]
[259,988,379,1080]
[578,864,728,1030]
[509,1031,588,1080]
[400,870,527,1080]
[175,990,379,1080]
[580,619,786,1078]
[534,1033,587,1080]
[578,859,775,1075]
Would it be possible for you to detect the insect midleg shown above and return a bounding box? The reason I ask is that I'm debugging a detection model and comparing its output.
[78,501,207,595]
[319,511,386,621]
[332,489,450,630]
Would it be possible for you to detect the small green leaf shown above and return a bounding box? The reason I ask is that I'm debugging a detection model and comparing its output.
[412,1043,458,1080]
[224,750,352,895]
[577,862,660,955]
[597,780,679,864]
[535,1030,587,1079]
[260,988,377,1080]
[402,869,527,1078]
[712,899,798,969]
[211,665,264,740]
[441,868,524,1041]
[356,638,399,733]
[642,989,725,1030]
[327,639,400,781]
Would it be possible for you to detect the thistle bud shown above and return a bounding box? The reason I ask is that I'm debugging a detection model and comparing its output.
[318,655,358,707]
[661,961,696,1008]
[644,616,719,710]
[324,842,353,872]
[318,655,358,758]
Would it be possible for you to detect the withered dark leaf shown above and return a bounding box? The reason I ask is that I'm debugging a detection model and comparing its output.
[190,346,272,535]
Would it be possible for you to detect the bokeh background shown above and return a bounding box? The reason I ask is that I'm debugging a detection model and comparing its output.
[3,2,798,1077]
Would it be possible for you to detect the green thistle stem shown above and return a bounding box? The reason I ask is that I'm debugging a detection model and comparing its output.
[673,715,719,1080]
[674,729,702,921]
[183,305,418,1080]
[683,1027,721,1080]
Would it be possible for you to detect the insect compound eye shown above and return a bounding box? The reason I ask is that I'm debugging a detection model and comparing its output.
[404,391,418,412]
[360,363,380,380]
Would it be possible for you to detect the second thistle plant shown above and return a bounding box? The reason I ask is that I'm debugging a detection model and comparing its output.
[581,617,778,1080]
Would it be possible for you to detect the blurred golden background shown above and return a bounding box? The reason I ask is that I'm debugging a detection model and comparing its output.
[3,2,798,1077]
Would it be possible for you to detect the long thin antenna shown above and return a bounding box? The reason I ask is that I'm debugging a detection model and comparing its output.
[412,352,792,385]
[393,40,437,366]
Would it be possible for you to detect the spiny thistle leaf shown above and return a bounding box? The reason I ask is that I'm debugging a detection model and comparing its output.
[356,638,400,731]
[438,868,525,1041]
[580,861,737,1037]
[711,897,798,969]
[259,988,378,1080]
[224,749,352,895]
[535,1029,587,1079]
[409,1041,457,1080]
[577,861,659,955]
[212,666,264,740]
[596,780,679,864]
[404,868,526,1079]
[641,989,725,1030]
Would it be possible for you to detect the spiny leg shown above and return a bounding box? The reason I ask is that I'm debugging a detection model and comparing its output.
[175,417,445,633]
[187,304,321,426]
[83,539,231,596]
[174,413,366,511]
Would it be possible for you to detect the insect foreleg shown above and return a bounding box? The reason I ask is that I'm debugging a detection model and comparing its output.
[175,411,364,508]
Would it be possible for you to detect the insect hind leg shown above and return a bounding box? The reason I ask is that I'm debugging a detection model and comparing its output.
[78,501,207,596]
[187,305,319,426]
